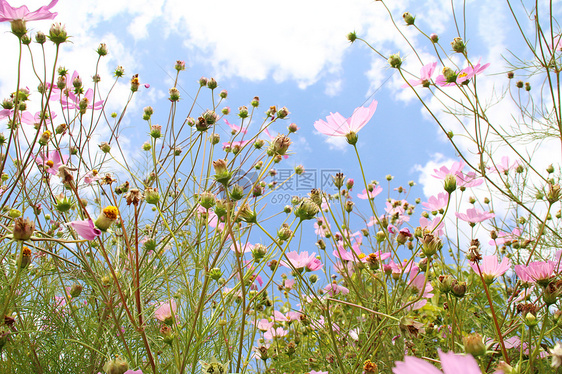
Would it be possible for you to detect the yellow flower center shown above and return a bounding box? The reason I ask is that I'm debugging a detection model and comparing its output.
[22,246,31,257]
[358,253,366,259]
[458,72,468,78]
[46,160,54,168]
[103,206,119,220]
[92,169,98,176]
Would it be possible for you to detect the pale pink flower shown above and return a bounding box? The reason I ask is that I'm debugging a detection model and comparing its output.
[402,62,438,88]
[284,279,295,290]
[514,261,556,285]
[393,349,481,374]
[222,139,253,150]
[0,0,58,22]
[256,319,273,331]
[489,227,522,246]
[419,216,445,237]
[61,88,104,111]
[309,371,329,374]
[21,110,56,127]
[83,170,101,184]
[314,100,378,137]
[35,150,68,175]
[230,241,254,254]
[408,269,434,299]
[433,160,465,179]
[455,208,495,223]
[357,185,383,200]
[273,310,289,322]
[470,255,510,283]
[314,219,331,237]
[155,299,177,323]
[323,282,349,296]
[68,219,101,240]
[490,155,520,174]
[455,171,483,188]
[264,327,287,340]
[224,118,247,134]
[422,192,449,211]
[280,251,319,271]
[333,243,368,263]
[435,61,490,87]
[307,257,324,271]
[286,311,302,321]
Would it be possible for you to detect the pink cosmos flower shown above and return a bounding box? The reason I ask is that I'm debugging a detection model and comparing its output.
[314,219,331,237]
[514,261,556,285]
[323,282,349,296]
[60,88,104,111]
[433,160,466,179]
[489,227,521,246]
[309,371,329,374]
[83,170,101,184]
[256,319,274,331]
[393,349,481,374]
[333,243,368,263]
[402,62,438,88]
[264,327,287,340]
[490,155,520,174]
[273,310,289,322]
[224,118,247,134]
[21,110,56,127]
[455,208,495,224]
[422,192,449,211]
[408,269,434,299]
[0,0,58,23]
[435,61,490,87]
[314,100,378,137]
[280,251,320,271]
[470,255,511,284]
[230,241,254,254]
[455,171,483,188]
[68,219,101,240]
[155,299,177,324]
[419,216,445,236]
[357,185,383,200]
[35,150,68,175]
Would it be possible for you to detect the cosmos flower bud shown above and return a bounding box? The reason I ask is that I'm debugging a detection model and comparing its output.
[207,78,218,90]
[95,206,119,231]
[169,87,180,102]
[443,173,457,194]
[103,356,129,374]
[451,280,467,298]
[294,198,320,221]
[229,184,245,201]
[150,124,162,139]
[346,131,359,145]
[21,34,31,45]
[237,203,256,223]
[130,74,140,92]
[55,193,72,212]
[277,106,290,119]
[18,246,32,268]
[238,105,249,118]
[198,77,208,87]
[70,283,83,297]
[252,244,267,262]
[48,23,68,45]
[99,142,111,153]
[277,224,293,240]
[438,274,455,293]
[38,130,51,146]
[144,187,160,205]
[114,66,125,77]
[11,19,27,38]
[388,53,402,69]
[209,267,222,281]
[402,12,415,25]
[175,60,186,71]
[451,37,465,53]
[547,183,561,204]
[463,333,486,356]
[13,217,35,240]
[213,159,231,186]
[96,43,108,56]
[347,31,357,43]
[524,312,538,328]
[271,134,291,155]
[430,33,439,43]
[422,233,443,256]
[251,96,260,107]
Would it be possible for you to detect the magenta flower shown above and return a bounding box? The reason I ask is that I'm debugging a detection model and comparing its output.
[393,349,481,374]
[422,192,449,211]
[35,150,68,175]
[68,219,101,240]
[455,207,495,224]
[155,299,177,324]
[0,0,58,22]
[314,100,378,138]
[222,139,253,151]
[408,269,434,299]
[402,62,438,88]
[469,255,510,284]
[514,261,556,286]
[357,185,383,200]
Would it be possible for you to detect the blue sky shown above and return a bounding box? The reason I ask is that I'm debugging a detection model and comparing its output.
[1,0,557,253]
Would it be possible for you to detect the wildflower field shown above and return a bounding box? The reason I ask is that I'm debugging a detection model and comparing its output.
[1,0,562,373]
